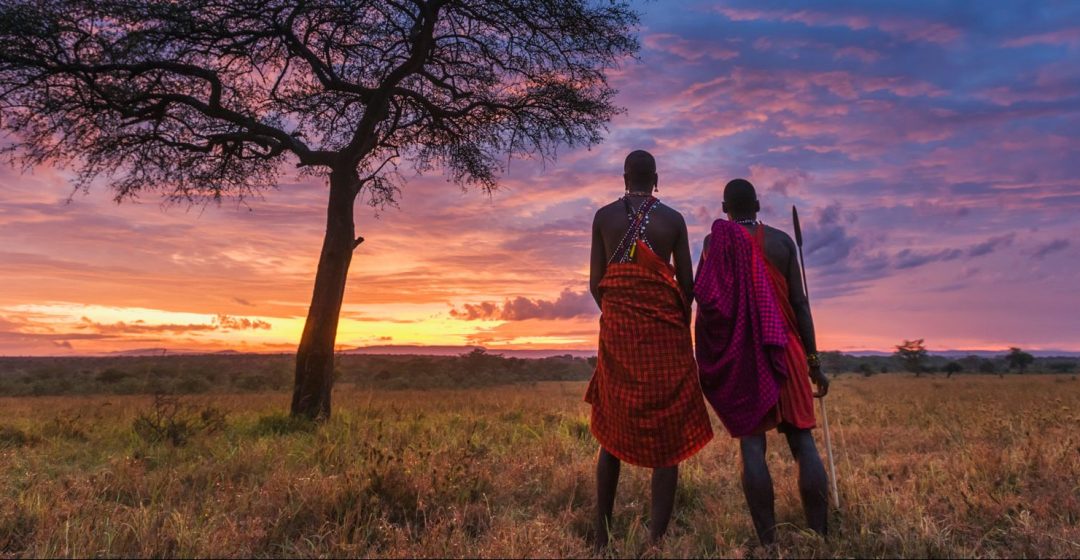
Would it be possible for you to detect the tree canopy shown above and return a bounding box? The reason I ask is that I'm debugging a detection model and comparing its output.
[1005,347,1035,374]
[0,0,637,202]
[895,339,928,375]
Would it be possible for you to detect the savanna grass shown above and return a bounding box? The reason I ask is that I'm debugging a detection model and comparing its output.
[1,375,1078,558]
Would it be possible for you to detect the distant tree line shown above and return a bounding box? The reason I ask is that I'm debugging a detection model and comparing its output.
[0,349,594,397]
[0,346,1075,397]
[820,340,1073,378]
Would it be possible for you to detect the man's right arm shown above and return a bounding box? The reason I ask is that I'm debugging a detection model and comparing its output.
[785,236,828,395]
[786,243,817,355]
[589,211,606,308]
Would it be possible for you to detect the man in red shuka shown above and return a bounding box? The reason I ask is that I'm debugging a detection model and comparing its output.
[695,178,830,545]
[586,150,713,551]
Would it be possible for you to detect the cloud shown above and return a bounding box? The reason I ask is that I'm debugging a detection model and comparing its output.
[967,233,1015,257]
[232,297,254,307]
[714,7,963,45]
[74,314,270,335]
[214,314,272,330]
[747,164,810,197]
[804,204,858,267]
[834,46,882,63]
[643,33,739,62]
[1003,27,1080,49]
[450,289,597,321]
[77,317,217,335]
[1032,239,1069,259]
[894,248,964,269]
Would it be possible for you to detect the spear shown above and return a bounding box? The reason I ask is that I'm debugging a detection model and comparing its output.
[793,205,841,509]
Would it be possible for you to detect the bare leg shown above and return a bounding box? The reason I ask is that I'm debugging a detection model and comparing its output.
[784,429,829,536]
[740,434,776,545]
[595,447,621,551]
[649,465,678,545]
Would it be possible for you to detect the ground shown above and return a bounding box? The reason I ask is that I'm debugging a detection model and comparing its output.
[1,374,1078,558]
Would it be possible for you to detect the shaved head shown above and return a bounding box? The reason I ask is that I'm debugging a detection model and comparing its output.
[623,150,657,192]
[723,178,760,216]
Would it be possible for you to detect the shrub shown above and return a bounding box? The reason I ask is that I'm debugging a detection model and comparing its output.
[132,394,227,446]
[0,425,36,448]
[95,368,129,384]
[41,413,88,441]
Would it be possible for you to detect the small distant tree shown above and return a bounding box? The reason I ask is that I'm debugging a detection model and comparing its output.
[978,359,997,374]
[0,0,639,419]
[1005,347,1035,374]
[895,339,928,376]
[857,363,875,377]
[944,361,962,378]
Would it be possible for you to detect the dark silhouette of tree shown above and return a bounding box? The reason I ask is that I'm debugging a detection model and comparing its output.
[0,0,639,419]
[943,361,962,378]
[895,339,928,376]
[1005,347,1035,374]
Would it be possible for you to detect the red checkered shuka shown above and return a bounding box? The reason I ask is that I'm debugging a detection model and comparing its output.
[586,240,714,468]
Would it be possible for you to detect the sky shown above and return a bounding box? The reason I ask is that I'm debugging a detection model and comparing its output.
[1,1,1079,356]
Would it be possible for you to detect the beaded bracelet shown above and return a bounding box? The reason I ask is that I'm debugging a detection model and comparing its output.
[806,352,821,368]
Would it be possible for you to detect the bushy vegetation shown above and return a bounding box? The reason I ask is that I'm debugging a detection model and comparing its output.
[0,376,1077,557]
[0,350,594,397]
[818,351,1078,377]
[2,350,1076,399]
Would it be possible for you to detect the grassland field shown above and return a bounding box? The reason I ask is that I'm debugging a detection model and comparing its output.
[1,373,1079,558]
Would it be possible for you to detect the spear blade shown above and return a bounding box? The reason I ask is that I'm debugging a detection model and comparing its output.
[792,205,809,302]
[792,205,804,247]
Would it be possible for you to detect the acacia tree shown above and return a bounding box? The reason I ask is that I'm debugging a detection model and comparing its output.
[894,338,928,376]
[1005,347,1034,374]
[0,0,638,418]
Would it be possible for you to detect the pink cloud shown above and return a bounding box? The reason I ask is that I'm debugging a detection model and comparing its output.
[715,7,963,45]
[834,46,883,63]
[1003,27,1080,48]
[450,289,596,321]
[643,33,739,61]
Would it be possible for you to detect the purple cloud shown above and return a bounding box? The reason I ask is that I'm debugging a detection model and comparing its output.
[451,289,596,321]
[1032,239,1070,259]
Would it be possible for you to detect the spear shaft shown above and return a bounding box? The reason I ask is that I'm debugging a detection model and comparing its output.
[792,205,840,509]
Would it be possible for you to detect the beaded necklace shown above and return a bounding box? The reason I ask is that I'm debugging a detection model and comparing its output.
[609,195,659,264]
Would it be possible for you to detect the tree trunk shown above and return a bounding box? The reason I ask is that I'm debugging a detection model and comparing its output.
[291,167,359,420]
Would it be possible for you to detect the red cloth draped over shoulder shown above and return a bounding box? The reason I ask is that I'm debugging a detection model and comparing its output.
[752,225,816,433]
[586,239,714,468]
[693,219,788,438]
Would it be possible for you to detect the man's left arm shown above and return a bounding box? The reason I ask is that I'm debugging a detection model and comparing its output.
[673,214,695,305]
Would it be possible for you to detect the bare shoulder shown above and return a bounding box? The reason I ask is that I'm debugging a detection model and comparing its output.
[593,200,622,223]
[763,224,797,250]
[654,201,686,224]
